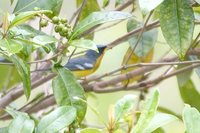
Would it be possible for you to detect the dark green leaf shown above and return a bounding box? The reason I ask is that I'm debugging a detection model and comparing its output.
[178,79,200,111]
[0,39,23,55]
[143,113,178,133]
[132,89,160,133]
[139,0,164,15]
[159,0,194,59]
[127,18,158,57]
[36,106,76,133]
[8,115,35,133]
[71,11,132,39]
[70,39,97,51]
[10,55,31,99]
[52,67,87,122]
[183,104,200,133]
[177,68,200,111]
[114,94,137,121]
[9,10,52,29]
[14,0,63,16]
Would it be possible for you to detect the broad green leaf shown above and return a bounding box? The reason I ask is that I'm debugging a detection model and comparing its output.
[114,94,137,121]
[127,18,158,57]
[8,115,35,133]
[77,0,100,39]
[0,127,8,133]
[183,104,200,133]
[10,55,31,99]
[70,39,98,51]
[139,0,164,15]
[36,106,76,133]
[14,37,50,51]
[14,0,63,16]
[159,0,194,59]
[52,67,87,122]
[132,89,160,133]
[9,10,52,29]
[0,39,23,55]
[80,128,102,133]
[10,24,42,37]
[143,113,178,133]
[177,69,200,111]
[32,35,58,45]
[71,11,132,39]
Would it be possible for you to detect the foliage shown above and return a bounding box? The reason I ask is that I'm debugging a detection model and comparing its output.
[0,0,200,133]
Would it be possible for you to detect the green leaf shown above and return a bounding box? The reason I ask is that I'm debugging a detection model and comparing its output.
[127,18,158,57]
[152,128,165,133]
[139,0,164,15]
[114,94,137,121]
[132,89,160,133]
[6,107,29,119]
[8,115,35,133]
[0,39,23,55]
[177,68,200,111]
[9,10,52,29]
[159,0,194,59]
[0,127,8,133]
[80,128,102,133]
[77,0,100,39]
[10,55,31,99]
[103,0,110,8]
[183,104,200,133]
[32,35,58,45]
[71,11,132,39]
[52,67,87,122]
[70,39,98,51]
[158,106,182,120]
[36,106,76,133]
[14,0,63,16]
[178,79,200,111]
[143,113,178,133]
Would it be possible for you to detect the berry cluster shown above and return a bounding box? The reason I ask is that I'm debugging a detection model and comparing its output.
[52,16,72,38]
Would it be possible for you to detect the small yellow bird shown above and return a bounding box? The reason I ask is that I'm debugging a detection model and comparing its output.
[65,45,107,77]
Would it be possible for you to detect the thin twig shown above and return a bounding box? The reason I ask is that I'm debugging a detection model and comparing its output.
[73,0,87,29]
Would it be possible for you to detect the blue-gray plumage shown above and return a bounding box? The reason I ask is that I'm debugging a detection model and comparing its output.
[65,45,107,71]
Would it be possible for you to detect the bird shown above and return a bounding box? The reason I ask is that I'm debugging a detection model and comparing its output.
[0,45,107,77]
[65,45,107,77]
